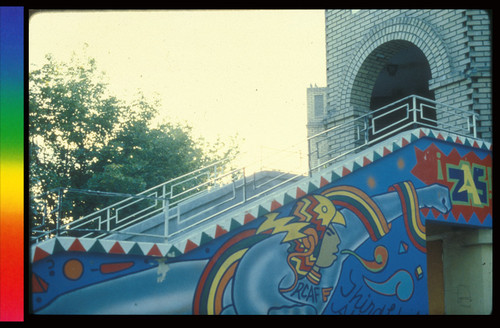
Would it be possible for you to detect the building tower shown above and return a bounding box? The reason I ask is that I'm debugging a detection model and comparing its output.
[308,9,492,314]
[308,10,491,171]
[325,9,491,137]
[306,85,328,171]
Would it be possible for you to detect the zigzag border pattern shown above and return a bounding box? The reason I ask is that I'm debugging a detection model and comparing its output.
[30,128,492,263]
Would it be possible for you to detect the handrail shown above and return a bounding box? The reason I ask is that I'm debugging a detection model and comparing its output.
[30,95,479,245]
[30,144,308,244]
[308,94,475,142]
[307,95,478,174]
[30,158,234,243]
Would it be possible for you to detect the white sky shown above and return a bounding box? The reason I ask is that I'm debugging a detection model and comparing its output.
[29,9,327,174]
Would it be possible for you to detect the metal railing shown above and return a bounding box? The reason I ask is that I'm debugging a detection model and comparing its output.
[307,95,478,173]
[30,95,478,245]
[31,159,235,242]
[30,143,308,244]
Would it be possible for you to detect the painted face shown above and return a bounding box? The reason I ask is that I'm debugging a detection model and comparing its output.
[315,224,341,268]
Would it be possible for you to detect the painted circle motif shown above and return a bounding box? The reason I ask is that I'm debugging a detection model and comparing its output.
[63,259,83,280]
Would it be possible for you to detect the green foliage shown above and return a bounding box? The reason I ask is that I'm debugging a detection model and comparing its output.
[29,53,239,233]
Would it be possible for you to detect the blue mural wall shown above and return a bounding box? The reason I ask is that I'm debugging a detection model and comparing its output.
[31,134,492,314]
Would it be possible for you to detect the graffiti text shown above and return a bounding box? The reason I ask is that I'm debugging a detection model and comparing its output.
[290,282,321,303]
[330,270,403,315]
[447,160,491,208]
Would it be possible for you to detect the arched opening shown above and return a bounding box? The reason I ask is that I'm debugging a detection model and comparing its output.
[369,41,436,139]
[371,41,434,108]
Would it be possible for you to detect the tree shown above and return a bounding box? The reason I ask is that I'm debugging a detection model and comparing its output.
[29,53,238,237]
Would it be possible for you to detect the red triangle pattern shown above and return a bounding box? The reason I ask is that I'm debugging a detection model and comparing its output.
[270,200,282,211]
[215,225,228,238]
[296,187,306,199]
[363,156,372,166]
[109,242,125,254]
[31,129,490,261]
[147,244,162,257]
[33,247,50,262]
[244,213,256,224]
[184,240,198,253]
[68,238,86,252]
[431,208,443,220]
[32,273,49,293]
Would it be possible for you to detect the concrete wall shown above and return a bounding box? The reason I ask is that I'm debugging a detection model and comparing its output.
[428,225,492,314]
[32,130,492,314]
[442,228,492,314]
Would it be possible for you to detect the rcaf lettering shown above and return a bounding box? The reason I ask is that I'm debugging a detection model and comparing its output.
[290,282,321,303]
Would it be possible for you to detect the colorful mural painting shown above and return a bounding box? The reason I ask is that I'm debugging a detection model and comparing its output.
[31,132,492,315]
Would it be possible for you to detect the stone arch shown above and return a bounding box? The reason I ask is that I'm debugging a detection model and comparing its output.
[340,16,452,116]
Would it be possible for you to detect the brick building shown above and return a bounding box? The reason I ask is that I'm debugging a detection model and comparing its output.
[306,9,492,314]
[308,9,491,170]
[306,85,328,171]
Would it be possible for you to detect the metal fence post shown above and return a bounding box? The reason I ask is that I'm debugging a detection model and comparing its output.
[106,208,111,232]
[163,198,170,242]
[412,95,417,123]
[56,188,62,236]
[473,113,478,138]
[242,167,247,202]
[307,138,312,176]
[364,116,369,145]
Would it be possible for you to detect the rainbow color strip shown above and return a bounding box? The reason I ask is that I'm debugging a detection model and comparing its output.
[0,6,24,322]
[193,229,267,315]
[389,181,426,253]
[322,186,390,241]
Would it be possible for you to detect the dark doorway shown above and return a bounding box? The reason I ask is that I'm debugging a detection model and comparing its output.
[371,42,434,108]
[369,42,436,140]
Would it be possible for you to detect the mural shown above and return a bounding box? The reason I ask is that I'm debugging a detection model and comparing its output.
[31,134,492,315]
[190,182,448,315]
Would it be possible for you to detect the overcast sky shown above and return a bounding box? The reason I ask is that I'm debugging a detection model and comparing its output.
[29,9,327,173]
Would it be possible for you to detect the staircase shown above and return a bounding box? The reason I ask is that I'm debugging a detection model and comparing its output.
[31,95,479,246]
[105,170,304,244]
[30,95,491,314]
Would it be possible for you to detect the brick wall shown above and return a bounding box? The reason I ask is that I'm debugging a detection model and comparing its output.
[322,9,491,145]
